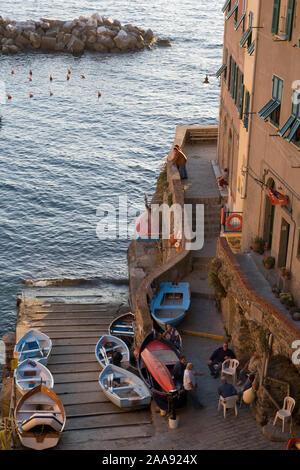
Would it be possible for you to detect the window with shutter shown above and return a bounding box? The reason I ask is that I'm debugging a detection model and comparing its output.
[231,61,236,98]
[257,76,283,123]
[285,0,295,41]
[226,0,239,20]
[243,91,250,130]
[279,91,299,136]
[224,48,228,83]
[240,12,253,47]
[271,0,281,34]
[222,0,232,13]
[238,73,244,118]
[228,56,232,91]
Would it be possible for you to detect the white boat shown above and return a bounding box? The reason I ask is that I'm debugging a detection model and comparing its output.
[15,359,54,395]
[99,364,151,409]
[14,329,52,366]
[95,334,130,369]
[14,384,66,450]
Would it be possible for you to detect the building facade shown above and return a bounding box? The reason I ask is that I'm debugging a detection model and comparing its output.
[217,0,300,305]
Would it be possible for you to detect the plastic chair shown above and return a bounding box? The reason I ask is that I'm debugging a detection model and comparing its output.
[273,396,296,432]
[221,359,239,385]
[218,395,239,418]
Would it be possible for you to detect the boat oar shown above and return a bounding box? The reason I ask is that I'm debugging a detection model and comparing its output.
[100,347,110,366]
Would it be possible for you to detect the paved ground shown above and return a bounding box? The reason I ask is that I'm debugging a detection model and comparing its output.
[107,297,285,450]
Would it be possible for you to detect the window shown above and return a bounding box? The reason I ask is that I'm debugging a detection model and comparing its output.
[226,0,239,20]
[224,48,228,83]
[234,68,239,104]
[238,73,244,118]
[230,61,238,100]
[240,12,253,47]
[248,40,255,55]
[222,0,232,13]
[216,63,227,79]
[235,0,247,31]
[271,0,281,34]
[297,230,300,259]
[243,90,250,130]
[279,90,300,137]
[271,0,295,40]
[228,56,232,91]
[270,76,283,126]
[257,76,283,124]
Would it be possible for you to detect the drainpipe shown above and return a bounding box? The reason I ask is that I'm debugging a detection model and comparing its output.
[241,0,262,200]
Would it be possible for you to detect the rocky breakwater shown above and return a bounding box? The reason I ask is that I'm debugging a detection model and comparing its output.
[0,13,171,56]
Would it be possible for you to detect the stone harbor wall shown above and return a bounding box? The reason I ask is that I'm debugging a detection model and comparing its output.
[0,14,171,56]
[216,237,300,426]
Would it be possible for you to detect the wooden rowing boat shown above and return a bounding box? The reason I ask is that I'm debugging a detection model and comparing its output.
[108,312,135,347]
[286,436,300,450]
[95,334,130,369]
[14,329,52,366]
[150,282,191,329]
[14,359,54,395]
[137,331,186,411]
[99,364,151,410]
[14,385,66,450]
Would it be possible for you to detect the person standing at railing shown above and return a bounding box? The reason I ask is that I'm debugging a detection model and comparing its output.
[172,144,188,180]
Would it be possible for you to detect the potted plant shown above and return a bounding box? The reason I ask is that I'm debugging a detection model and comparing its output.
[263,256,275,269]
[280,266,286,276]
[284,270,291,280]
[279,293,289,304]
[272,286,281,298]
[252,236,265,253]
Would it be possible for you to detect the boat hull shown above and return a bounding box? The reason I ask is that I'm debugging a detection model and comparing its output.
[95,334,130,370]
[137,331,186,411]
[150,282,190,329]
[99,364,151,410]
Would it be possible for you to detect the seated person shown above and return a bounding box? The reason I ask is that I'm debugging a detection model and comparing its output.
[218,376,237,398]
[208,342,235,378]
[111,351,123,368]
[237,374,258,403]
[216,168,229,188]
[238,352,260,385]
[161,323,180,349]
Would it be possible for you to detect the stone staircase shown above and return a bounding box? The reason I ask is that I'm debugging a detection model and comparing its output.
[181,156,221,299]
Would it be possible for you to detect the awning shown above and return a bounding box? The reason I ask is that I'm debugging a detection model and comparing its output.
[235,11,246,30]
[226,0,239,20]
[240,27,252,47]
[279,114,296,137]
[222,0,231,13]
[216,64,227,78]
[247,40,255,55]
[286,118,300,142]
[257,98,280,120]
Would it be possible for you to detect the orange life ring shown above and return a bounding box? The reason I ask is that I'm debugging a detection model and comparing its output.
[226,213,243,231]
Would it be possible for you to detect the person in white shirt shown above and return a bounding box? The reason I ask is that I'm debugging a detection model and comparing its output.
[183,363,205,409]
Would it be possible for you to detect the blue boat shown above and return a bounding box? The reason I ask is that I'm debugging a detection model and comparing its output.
[150,282,191,329]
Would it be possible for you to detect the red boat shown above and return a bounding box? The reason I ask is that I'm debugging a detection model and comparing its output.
[137,331,186,411]
[286,436,300,450]
[141,347,175,393]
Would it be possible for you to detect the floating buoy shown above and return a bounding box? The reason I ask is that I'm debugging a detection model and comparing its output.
[29,77,32,82]
[29,70,32,75]
[81,74,85,79]
[11,70,15,75]
[50,91,53,96]
[67,75,70,80]
[29,93,34,98]
[98,91,102,98]
[7,94,12,99]
[68,69,71,74]
[50,75,53,81]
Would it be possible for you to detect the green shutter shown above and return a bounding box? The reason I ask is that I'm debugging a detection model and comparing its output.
[285,0,295,41]
[244,91,250,130]
[271,0,281,34]
[228,56,232,91]
[238,73,244,118]
[231,61,236,97]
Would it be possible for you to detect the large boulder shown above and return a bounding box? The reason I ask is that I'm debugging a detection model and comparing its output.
[15,34,31,48]
[67,35,85,55]
[92,41,108,53]
[40,36,57,51]
[103,17,114,27]
[97,35,115,50]
[1,45,9,54]
[8,44,19,54]
[30,33,41,49]
[114,29,138,51]
[96,26,116,38]
[61,21,73,33]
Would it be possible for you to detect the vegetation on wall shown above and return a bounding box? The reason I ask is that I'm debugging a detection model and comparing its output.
[156,163,168,197]
[208,258,226,299]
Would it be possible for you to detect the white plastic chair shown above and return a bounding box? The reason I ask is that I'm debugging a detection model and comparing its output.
[218,395,239,418]
[273,396,295,432]
[221,359,239,385]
